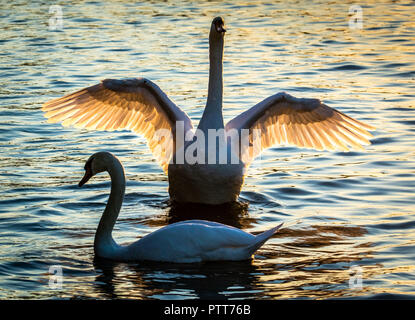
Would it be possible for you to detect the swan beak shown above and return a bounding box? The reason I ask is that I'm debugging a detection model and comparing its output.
[78,169,93,187]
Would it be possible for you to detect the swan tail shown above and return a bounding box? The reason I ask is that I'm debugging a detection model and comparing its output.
[247,223,283,256]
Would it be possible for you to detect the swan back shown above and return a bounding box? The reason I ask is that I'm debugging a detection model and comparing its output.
[125,220,283,263]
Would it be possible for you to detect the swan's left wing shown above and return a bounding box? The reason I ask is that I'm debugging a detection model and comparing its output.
[42,78,193,173]
[225,92,375,165]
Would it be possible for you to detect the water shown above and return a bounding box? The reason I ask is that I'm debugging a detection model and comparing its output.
[0,0,414,299]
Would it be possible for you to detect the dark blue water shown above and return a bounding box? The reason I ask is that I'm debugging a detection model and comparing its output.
[1,0,415,299]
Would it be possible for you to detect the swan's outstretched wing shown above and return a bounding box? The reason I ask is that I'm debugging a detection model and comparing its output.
[225,92,375,165]
[42,78,193,172]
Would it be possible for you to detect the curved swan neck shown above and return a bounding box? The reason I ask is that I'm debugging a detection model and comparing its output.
[199,30,225,132]
[94,156,125,254]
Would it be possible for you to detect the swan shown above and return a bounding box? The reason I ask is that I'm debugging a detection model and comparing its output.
[79,151,283,262]
[43,17,375,205]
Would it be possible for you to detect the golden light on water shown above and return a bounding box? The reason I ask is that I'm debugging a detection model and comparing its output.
[0,0,414,299]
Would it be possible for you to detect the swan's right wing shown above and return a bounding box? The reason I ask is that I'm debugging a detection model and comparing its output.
[225,92,375,165]
[42,78,193,173]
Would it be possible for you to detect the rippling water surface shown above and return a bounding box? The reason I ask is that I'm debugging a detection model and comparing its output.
[1,0,415,299]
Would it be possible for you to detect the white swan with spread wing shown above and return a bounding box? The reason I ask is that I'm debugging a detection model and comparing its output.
[43,17,375,205]
[79,151,283,262]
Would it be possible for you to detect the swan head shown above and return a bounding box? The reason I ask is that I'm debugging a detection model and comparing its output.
[211,17,226,37]
[78,151,116,187]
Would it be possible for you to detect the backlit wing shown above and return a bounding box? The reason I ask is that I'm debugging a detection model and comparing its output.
[42,78,193,172]
[225,92,375,165]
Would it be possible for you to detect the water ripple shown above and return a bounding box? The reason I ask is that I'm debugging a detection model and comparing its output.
[0,0,414,300]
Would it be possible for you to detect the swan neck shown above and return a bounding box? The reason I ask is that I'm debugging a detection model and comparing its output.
[208,36,224,105]
[200,34,224,131]
[94,157,125,254]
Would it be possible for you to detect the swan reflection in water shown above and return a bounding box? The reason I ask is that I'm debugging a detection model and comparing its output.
[167,201,252,228]
[93,257,261,299]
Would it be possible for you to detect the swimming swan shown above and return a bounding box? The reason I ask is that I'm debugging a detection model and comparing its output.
[79,151,283,262]
[44,17,375,205]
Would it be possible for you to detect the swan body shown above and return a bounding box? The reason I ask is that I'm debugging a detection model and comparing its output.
[168,161,244,204]
[44,17,375,205]
[79,151,282,262]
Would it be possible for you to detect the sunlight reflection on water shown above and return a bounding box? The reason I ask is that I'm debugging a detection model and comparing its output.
[0,0,415,299]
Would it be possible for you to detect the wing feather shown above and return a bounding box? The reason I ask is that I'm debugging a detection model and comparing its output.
[42,78,193,172]
[225,92,374,164]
